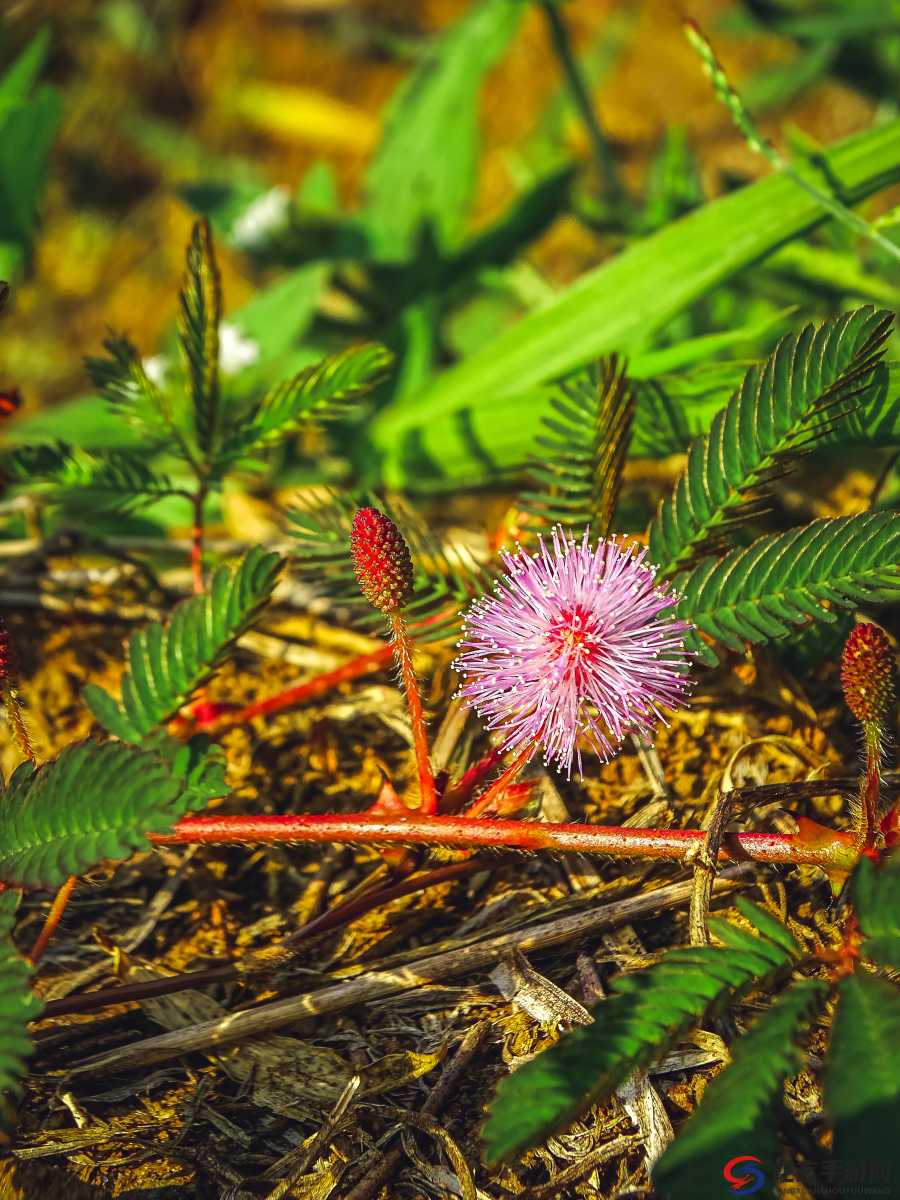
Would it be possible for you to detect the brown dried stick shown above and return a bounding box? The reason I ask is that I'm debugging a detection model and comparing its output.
[64,868,751,1076]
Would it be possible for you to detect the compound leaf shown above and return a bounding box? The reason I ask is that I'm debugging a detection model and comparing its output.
[179,218,222,458]
[217,342,392,468]
[84,548,282,741]
[0,892,42,1129]
[654,979,827,1200]
[648,307,892,576]
[84,332,181,444]
[0,441,178,511]
[824,970,900,1168]
[676,514,900,666]
[851,850,900,971]
[0,740,202,889]
[518,356,634,537]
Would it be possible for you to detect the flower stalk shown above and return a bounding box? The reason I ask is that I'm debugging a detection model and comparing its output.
[390,609,438,814]
[350,506,437,814]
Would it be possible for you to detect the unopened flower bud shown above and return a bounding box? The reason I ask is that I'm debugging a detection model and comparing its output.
[0,620,20,688]
[841,622,896,725]
[350,507,414,614]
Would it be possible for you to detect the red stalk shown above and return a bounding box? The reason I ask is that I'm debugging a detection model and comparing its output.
[196,643,397,733]
[861,726,881,848]
[153,812,861,872]
[389,611,437,814]
[28,874,77,965]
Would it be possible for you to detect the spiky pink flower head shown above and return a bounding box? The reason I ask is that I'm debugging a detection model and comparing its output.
[454,528,692,777]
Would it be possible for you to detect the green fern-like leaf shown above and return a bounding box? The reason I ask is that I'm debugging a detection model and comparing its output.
[648,307,892,576]
[289,489,490,643]
[851,851,900,971]
[519,356,634,537]
[0,740,203,889]
[0,893,42,1129]
[84,332,173,442]
[179,218,222,458]
[83,547,282,741]
[654,979,827,1199]
[482,902,799,1163]
[0,442,179,511]
[139,731,228,809]
[217,342,392,469]
[824,970,900,1168]
[676,513,900,667]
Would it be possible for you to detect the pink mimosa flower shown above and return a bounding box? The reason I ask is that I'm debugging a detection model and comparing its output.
[454,528,692,776]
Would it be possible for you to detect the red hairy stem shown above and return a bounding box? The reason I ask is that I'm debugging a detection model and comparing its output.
[861,733,881,849]
[153,812,862,872]
[389,610,437,815]
[28,875,77,965]
[195,643,397,733]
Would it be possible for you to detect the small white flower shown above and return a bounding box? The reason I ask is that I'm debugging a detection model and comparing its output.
[219,322,260,375]
[143,355,168,387]
[231,187,291,250]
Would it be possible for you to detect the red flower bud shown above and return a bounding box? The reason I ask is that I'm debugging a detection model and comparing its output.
[350,507,414,614]
[0,620,19,687]
[841,622,896,725]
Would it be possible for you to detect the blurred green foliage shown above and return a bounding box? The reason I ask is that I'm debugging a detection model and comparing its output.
[2,1,900,512]
[0,29,60,281]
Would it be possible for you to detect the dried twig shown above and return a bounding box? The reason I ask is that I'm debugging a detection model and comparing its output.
[64,869,751,1076]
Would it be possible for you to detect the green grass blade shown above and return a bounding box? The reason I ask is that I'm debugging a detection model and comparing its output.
[372,120,900,476]
[361,0,523,261]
